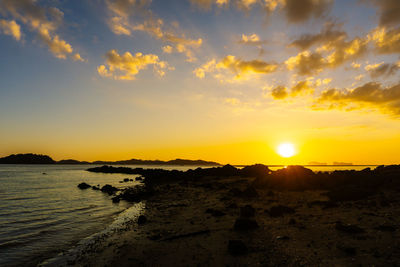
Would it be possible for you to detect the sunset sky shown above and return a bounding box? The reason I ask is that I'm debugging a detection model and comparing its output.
[1,0,400,165]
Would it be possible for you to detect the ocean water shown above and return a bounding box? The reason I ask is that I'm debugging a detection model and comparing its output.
[0,164,378,266]
[0,164,145,267]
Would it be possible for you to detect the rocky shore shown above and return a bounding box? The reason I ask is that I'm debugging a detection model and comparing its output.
[69,164,400,266]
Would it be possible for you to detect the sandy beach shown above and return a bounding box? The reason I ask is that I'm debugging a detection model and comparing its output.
[53,165,400,267]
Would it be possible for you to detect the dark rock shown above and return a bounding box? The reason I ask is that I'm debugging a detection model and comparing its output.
[118,186,154,202]
[337,244,357,256]
[138,215,147,225]
[234,218,259,231]
[228,240,248,255]
[227,203,238,209]
[374,224,396,232]
[326,186,376,202]
[112,196,120,203]
[129,179,133,181]
[77,182,91,189]
[268,205,295,217]
[101,184,119,195]
[240,164,271,178]
[123,178,130,182]
[276,235,290,240]
[205,208,225,217]
[335,221,365,234]
[240,205,255,218]
[241,186,259,198]
[92,185,100,190]
[135,177,143,181]
[288,218,296,225]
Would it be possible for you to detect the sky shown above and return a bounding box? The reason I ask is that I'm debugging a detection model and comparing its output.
[0,0,400,165]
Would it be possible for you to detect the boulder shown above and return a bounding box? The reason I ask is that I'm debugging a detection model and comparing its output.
[268,205,295,217]
[101,184,119,195]
[77,182,91,189]
[240,205,255,218]
[228,240,248,255]
[234,218,259,231]
[138,215,147,225]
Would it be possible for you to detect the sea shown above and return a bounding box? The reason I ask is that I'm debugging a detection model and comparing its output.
[0,164,378,266]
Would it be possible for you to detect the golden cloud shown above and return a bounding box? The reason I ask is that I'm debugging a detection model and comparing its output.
[194,56,278,81]
[271,85,288,99]
[190,0,332,23]
[316,82,400,116]
[97,49,172,80]
[369,26,400,54]
[0,0,84,61]
[239,33,266,46]
[365,62,400,78]
[0,19,21,40]
[289,22,347,50]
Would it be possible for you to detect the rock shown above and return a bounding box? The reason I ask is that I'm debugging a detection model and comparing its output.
[228,240,248,255]
[276,235,290,240]
[268,205,295,217]
[138,215,147,225]
[241,186,259,198]
[129,179,133,181]
[101,184,119,195]
[374,224,396,232]
[92,185,100,190]
[227,203,238,209]
[112,196,120,203]
[326,186,376,202]
[135,177,143,181]
[288,218,296,225]
[123,178,130,182]
[77,182,91,189]
[335,221,365,234]
[234,218,259,231]
[205,208,225,217]
[240,205,255,218]
[337,244,357,256]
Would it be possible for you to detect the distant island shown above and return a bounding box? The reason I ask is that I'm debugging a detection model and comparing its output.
[0,153,221,166]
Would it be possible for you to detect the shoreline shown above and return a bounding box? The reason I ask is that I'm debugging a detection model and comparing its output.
[57,164,400,266]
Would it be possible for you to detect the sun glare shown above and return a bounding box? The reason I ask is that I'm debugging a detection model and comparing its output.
[277,143,296,158]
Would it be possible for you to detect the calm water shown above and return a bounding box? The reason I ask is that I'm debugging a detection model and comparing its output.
[0,164,377,266]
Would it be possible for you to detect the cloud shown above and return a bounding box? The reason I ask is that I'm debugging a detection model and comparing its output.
[351,62,361,69]
[365,62,400,78]
[97,49,172,80]
[316,81,400,116]
[0,0,84,61]
[0,19,21,40]
[368,0,400,27]
[271,85,288,99]
[285,50,327,75]
[190,0,333,23]
[194,55,278,81]
[106,0,203,62]
[270,80,315,99]
[282,0,333,23]
[286,35,368,75]
[289,22,347,50]
[239,33,266,46]
[368,26,400,54]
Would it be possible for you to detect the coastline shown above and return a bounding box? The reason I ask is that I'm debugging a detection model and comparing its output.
[54,164,400,266]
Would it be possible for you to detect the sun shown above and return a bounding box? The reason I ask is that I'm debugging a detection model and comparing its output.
[277,143,296,158]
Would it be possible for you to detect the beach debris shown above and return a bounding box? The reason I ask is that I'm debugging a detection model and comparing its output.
[138,215,147,225]
[228,240,248,255]
[234,218,259,231]
[205,208,225,217]
[267,205,295,217]
[335,221,365,234]
[77,182,91,189]
[101,184,119,195]
[240,205,255,218]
